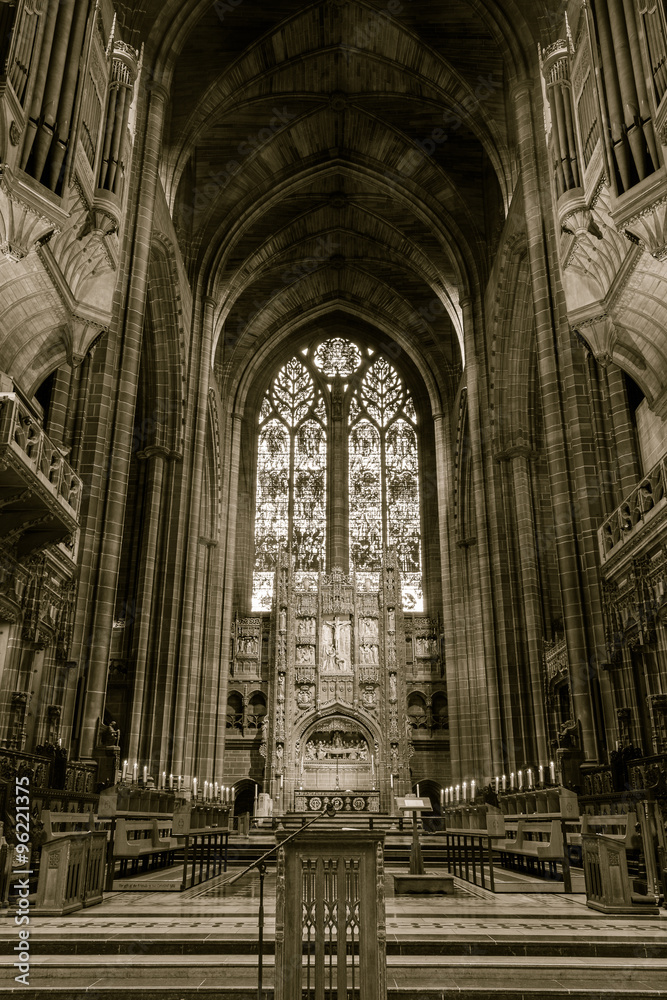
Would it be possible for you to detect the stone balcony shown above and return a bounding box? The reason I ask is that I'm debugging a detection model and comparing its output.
[0,393,82,558]
[598,454,667,565]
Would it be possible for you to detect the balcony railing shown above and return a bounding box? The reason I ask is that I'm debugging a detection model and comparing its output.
[598,456,667,564]
[0,393,82,556]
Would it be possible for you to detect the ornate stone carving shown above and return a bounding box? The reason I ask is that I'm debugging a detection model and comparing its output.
[620,197,667,262]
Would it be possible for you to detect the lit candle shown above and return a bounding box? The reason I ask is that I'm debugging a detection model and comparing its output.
[549,760,556,784]
[517,769,523,790]
[122,760,128,782]
[440,788,444,807]
[214,781,219,799]
[527,768,533,790]
[495,776,500,794]
[169,773,174,790]
[416,783,420,797]
[193,777,197,798]
[455,784,460,802]
[280,774,283,788]
[177,775,182,791]
[390,773,394,788]
[462,781,467,802]
[254,783,258,804]
[444,787,448,804]
[471,780,476,800]
[161,771,166,790]
[539,765,544,787]
[510,771,515,790]
[143,765,148,785]
[204,780,208,800]
[501,774,506,792]
[133,762,138,783]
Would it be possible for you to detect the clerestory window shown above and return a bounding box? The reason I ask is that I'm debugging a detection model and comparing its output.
[252,338,422,612]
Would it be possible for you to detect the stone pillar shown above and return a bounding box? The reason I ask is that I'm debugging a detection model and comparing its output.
[126,446,169,762]
[79,83,169,758]
[513,80,597,758]
[506,447,548,762]
[432,410,461,782]
[460,297,503,780]
[171,296,216,775]
[214,410,244,774]
[45,365,72,447]
[606,361,642,495]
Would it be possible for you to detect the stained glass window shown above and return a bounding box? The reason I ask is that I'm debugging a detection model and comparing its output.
[252,339,423,611]
[349,357,422,611]
[252,359,326,610]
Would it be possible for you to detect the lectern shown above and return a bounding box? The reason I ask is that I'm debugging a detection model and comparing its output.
[275,829,387,1000]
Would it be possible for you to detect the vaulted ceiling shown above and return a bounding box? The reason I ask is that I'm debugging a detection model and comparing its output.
[121,1,563,398]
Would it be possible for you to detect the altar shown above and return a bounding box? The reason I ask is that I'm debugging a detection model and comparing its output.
[261,550,415,813]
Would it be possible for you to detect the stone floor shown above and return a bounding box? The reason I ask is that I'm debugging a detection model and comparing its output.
[1,863,666,997]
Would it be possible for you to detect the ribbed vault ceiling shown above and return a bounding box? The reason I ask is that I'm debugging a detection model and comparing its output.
[121,0,563,392]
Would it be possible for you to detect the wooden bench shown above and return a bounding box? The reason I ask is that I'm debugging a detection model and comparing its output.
[497,816,574,890]
[42,810,95,841]
[581,812,639,850]
[113,819,177,874]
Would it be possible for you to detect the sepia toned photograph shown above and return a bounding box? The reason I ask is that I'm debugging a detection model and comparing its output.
[0,0,666,996]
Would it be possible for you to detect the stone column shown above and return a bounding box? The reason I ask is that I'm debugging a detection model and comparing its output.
[513,80,597,758]
[214,410,244,774]
[606,361,642,496]
[171,296,216,775]
[432,410,461,782]
[460,297,503,780]
[79,83,169,758]
[126,445,169,762]
[505,446,548,762]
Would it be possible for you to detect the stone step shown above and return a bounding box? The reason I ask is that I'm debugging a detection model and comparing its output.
[1,954,666,998]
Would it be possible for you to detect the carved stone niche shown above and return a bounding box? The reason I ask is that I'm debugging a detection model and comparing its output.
[617,707,632,747]
[647,694,667,754]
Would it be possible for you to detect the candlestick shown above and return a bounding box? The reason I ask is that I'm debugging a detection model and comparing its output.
[549,760,556,784]
[122,760,128,782]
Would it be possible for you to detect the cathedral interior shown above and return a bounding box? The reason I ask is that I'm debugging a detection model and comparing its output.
[1,0,667,995]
